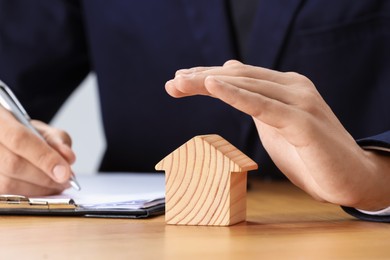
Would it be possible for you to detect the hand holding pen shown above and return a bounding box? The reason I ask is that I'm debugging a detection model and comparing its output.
[0,80,81,195]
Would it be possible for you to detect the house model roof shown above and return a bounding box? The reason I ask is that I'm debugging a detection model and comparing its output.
[155,134,258,173]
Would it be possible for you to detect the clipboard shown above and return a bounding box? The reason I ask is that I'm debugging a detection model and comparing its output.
[0,173,165,218]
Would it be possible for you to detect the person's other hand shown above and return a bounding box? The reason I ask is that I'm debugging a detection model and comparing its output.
[166,60,390,211]
[0,106,75,196]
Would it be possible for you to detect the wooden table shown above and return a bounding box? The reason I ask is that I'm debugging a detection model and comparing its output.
[1,180,389,259]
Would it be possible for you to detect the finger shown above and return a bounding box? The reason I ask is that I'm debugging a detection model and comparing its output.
[223,59,243,66]
[174,60,242,76]
[175,65,220,76]
[210,75,300,105]
[32,120,76,164]
[167,63,294,99]
[178,61,292,84]
[0,143,70,189]
[165,74,212,98]
[204,76,295,129]
[0,111,72,183]
[32,120,73,147]
[222,61,294,84]
[0,174,65,196]
[165,79,190,98]
[174,60,247,76]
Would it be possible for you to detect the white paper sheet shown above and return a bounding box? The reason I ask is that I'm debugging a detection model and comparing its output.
[34,173,165,210]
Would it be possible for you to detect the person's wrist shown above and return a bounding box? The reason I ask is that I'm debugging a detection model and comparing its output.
[352,149,390,211]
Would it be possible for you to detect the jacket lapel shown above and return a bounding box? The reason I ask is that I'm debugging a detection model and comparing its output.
[245,0,304,68]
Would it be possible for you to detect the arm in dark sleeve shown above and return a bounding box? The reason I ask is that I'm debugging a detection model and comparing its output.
[0,0,90,122]
[341,131,390,222]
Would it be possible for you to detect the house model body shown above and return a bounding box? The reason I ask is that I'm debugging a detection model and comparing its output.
[155,134,258,226]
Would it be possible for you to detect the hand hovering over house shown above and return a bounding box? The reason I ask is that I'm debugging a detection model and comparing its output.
[165,60,390,211]
[0,106,75,196]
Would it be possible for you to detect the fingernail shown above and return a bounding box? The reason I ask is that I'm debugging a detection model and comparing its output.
[53,165,68,182]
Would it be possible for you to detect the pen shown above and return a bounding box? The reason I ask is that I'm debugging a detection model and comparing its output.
[0,80,81,191]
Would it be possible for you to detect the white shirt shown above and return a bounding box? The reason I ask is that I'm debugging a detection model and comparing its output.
[358,207,390,216]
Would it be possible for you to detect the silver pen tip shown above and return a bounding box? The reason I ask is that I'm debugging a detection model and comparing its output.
[69,177,81,191]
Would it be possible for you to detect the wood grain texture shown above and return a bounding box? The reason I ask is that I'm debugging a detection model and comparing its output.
[1,181,386,260]
[155,134,258,226]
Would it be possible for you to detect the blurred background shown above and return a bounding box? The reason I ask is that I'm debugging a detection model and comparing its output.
[50,73,105,175]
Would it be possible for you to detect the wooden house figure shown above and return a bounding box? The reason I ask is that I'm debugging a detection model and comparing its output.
[155,134,258,226]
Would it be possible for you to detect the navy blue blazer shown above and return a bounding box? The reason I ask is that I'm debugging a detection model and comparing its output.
[0,1,389,220]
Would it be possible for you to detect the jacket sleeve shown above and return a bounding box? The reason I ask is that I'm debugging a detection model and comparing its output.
[0,0,90,122]
[341,131,390,222]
